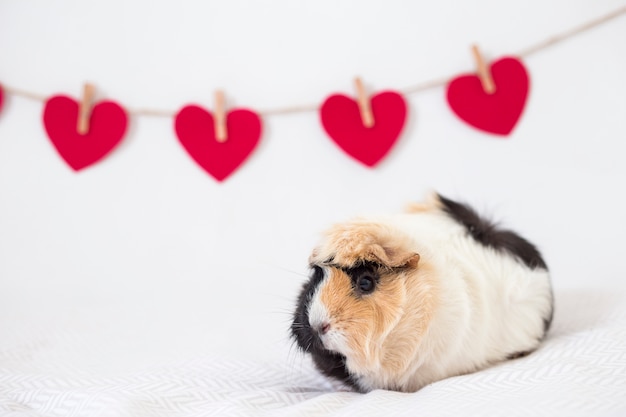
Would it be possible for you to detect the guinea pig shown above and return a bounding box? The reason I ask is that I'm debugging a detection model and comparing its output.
[291,193,553,393]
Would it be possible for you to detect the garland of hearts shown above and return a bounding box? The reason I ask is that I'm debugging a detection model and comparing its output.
[1,7,624,182]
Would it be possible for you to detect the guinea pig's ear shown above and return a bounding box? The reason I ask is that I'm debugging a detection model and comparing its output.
[311,221,421,269]
[371,245,420,270]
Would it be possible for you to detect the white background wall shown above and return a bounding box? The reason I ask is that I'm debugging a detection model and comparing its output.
[1,0,625,371]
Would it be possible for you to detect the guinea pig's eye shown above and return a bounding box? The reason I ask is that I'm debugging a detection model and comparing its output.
[357,274,376,294]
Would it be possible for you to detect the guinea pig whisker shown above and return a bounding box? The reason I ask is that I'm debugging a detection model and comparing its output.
[256,260,310,278]
[290,319,307,329]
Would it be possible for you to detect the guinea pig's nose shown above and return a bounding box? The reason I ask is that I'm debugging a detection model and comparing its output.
[315,322,331,335]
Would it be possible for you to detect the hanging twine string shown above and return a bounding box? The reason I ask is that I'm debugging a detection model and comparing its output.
[516,5,626,57]
[400,5,626,95]
[3,5,626,118]
[3,85,47,102]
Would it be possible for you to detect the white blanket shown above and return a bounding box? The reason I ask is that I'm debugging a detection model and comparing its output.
[1,289,625,417]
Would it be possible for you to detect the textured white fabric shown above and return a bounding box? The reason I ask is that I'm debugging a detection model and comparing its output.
[1,289,625,417]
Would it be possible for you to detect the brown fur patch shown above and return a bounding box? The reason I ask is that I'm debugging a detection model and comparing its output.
[317,259,438,378]
[378,261,438,375]
[319,267,408,370]
[311,215,439,379]
[310,221,419,269]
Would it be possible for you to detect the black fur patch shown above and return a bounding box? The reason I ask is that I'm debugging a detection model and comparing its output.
[290,266,359,390]
[438,194,548,270]
[342,262,380,295]
[438,194,554,334]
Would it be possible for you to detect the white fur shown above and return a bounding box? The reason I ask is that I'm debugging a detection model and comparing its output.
[312,208,552,392]
[308,275,351,354]
[308,278,329,332]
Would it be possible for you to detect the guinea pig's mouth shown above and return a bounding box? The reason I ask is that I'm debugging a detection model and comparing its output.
[311,331,328,352]
[292,323,357,390]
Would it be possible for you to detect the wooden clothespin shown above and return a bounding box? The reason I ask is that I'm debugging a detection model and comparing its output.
[471,45,496,94]
[214,90,227,143]
[354,77,374,128]
[77,83,96,135]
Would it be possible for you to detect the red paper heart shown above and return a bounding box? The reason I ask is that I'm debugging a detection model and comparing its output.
[43,96,128,171]
[446,57,529,136]
[320,91,407,167]
[174,105,262,182]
